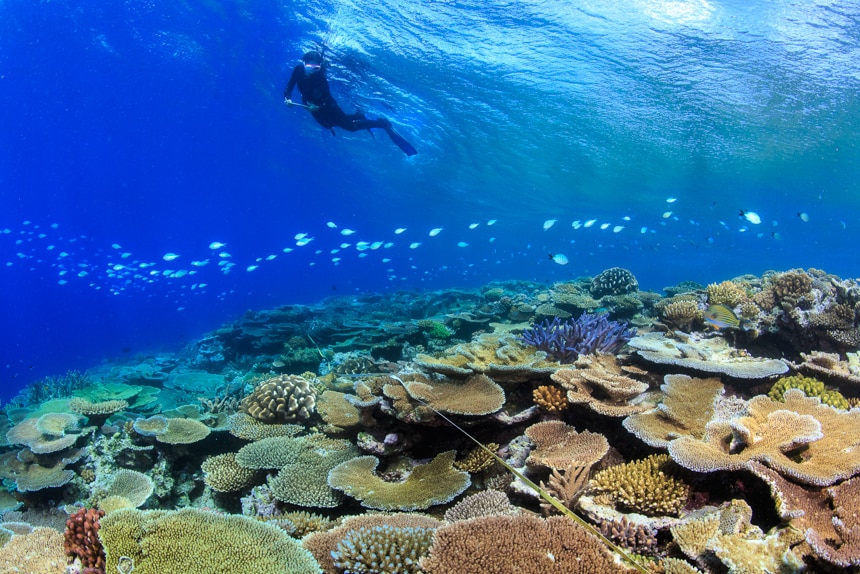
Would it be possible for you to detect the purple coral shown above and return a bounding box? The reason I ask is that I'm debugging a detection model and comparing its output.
[519,312,636,363]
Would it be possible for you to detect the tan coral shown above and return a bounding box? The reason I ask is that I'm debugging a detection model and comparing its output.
[69,397,128,416]
[668,389,860,486]
[588,454,690,517]
[201,453,259,493]
[662,300,702,330]
[533,385,567,414]
[551,354,650,417]
[525,420,609,470]
[316,390,361,431]
[401,373,505,416]
[805,475,860,567]
[444,490,520,521]
[0,526,67,574]
[772,269,813,301]
[622,374,725,448]
[454,443,499,473]
[419,514,634,573]
[227,413,305,441]
[155,418,211,444]
[241,374,317,423]
[540,462,592,515]
[706,281,747,307]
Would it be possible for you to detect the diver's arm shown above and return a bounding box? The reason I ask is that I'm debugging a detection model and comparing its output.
[284,66,301,104]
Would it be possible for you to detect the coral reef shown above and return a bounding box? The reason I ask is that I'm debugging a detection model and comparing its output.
[201,452,258,493]
[519,313,636,363]
[0,527,67,574]
[525,420,609,470]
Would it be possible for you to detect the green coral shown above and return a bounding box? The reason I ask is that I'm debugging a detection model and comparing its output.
[417,320,453,339]
[331,525,435,574]
[588,454,690,516]
[768,375,849,409]
[99,508,322,573]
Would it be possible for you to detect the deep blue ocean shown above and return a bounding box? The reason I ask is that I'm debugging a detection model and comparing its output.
[1,0,858,402]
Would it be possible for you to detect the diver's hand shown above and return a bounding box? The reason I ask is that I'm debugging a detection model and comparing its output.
[285,98,294,106]
[307,103,319,112]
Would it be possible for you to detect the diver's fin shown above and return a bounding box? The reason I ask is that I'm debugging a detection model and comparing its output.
[385,127,417,156]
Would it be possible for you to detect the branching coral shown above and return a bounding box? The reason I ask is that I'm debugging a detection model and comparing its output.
[520,313,636,363]
[444,489,520,521]
[201,453,259,493]
[0,527,67,574]
[331,524,435,574]
[706,281,747,307]
[64,507,105,572]
[533,385,567,414]
[588,454,690,517]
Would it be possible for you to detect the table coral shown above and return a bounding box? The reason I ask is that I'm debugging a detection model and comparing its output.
[551,354,650,417]
[588,454,690,517]
[235,435,307,469]
[153,417,211,444]
[268,437,359,508]
[99,507,322,574]
[201,452,259,493]
[805,476,860,567]
[228,412,305,441]
[6,414,83,454]
[316,390,361,431]
[0,526,67,574]
[419,514,634,573]
[622,374,725,449]
[241,374,317,423]
[525,420,609,470]
[401,373,505,416]
[64,507,105,572]
[668,389,860,486]
[327,451,470,511]
[0,448,77,492]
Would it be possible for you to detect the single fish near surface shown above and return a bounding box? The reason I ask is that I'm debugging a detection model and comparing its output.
[209,241,227,250]
[739,210,761,225]
[543,219,558,230]
[797,212,809,222]
[340,229,356,236]
[583,219,597,228]
[549,253,569,265]
[429,227,443,236]
[468,223,480,229]
[394,228,407,234]
[704,304,740,329]
[163,252,180,261]
[326,221,338,228]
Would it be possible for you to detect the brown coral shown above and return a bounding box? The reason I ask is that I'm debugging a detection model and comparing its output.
[525,420,609,470]
[401,373,505,416]
[68,397,128,417]
[240,374,317,423]
[64,507,106,572]
[419,514,634,573]
[551,354,650,417]
[0,527,67,574]
[662,300,702,330]
[202,453,259,493]
[533,385,567,414]
[772,269,813,301]
[454,443,499,473]
[590,267,639,297]
[706,281,747,307]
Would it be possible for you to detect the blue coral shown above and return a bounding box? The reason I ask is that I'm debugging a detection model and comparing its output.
[519,313,636,363]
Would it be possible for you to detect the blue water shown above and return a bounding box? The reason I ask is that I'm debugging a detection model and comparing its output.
[1,0,858,401]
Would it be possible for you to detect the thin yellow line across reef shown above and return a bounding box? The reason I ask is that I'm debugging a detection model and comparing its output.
[393,377,649,574]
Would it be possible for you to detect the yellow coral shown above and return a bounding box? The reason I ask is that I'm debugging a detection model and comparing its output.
[201,453,258,493]
[0,527,66,574]
[662,300,702,329]
[706,281,747,307]
[454,443,499,473]
[588,454,690,516]
[533,385,567,414]
[768,374,848,409]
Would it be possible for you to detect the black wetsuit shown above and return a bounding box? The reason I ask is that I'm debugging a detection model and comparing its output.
[284,64,389,132]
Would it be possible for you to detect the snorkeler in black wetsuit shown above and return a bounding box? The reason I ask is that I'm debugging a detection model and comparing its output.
[284,51,417,156]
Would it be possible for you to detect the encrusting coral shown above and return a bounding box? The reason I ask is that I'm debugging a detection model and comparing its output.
[768,373,849,409]
[588,454,690,517]
[327,451,471,511]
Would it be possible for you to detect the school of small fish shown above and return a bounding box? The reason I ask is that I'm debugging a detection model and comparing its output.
[1,199,828,308]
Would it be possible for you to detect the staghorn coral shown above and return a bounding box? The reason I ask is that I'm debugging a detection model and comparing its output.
[539,462,592,515]
[768,374,849,409]
[0,526,67,574]
[419,514,633,573]
[533,385,567,414]
[622,374,725,449]
[401,373,505,416]
[64,507,105,572]
[331,524,435,574]
[453,443,499,473]
[588,454,689,517]
[706,281,747,307]
[661,299,702,330]
[444,489,521,521]
[327,451,471,511]
[551,354,650,417]
[302,513,444,574]
[668,389,860,486]
[241,374,317,424]
[201,453,259,493]
[520,313,636,364]
[99,507,321,573]
[590,267,639,297]
[525,420,609,470]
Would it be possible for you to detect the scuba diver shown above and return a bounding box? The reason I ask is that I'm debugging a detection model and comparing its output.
[284,50,417,156]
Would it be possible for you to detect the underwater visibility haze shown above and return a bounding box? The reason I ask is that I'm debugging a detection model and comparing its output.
[4,2,860,573]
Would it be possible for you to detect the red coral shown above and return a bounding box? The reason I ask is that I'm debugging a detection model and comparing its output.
[64,507,106,574]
